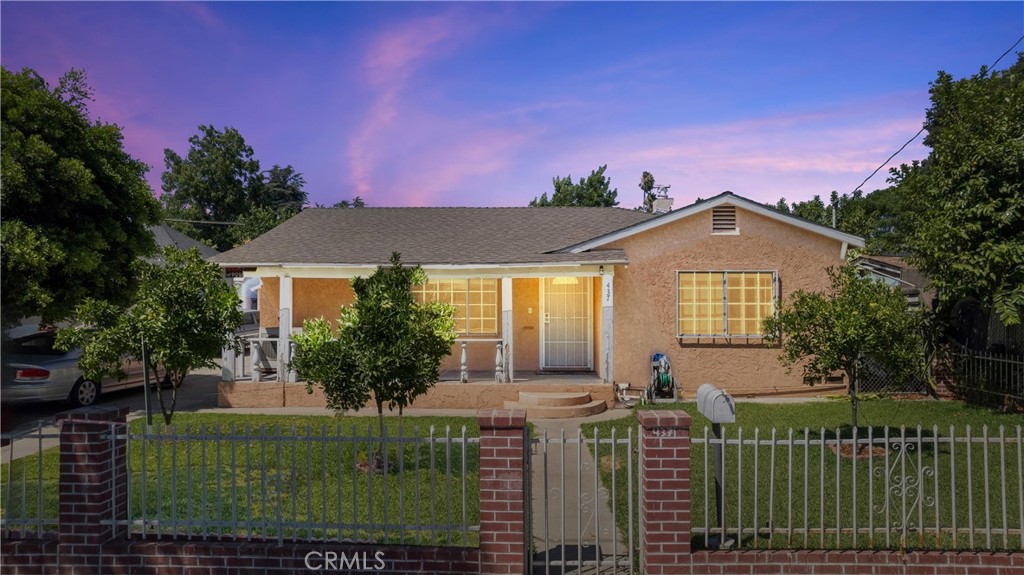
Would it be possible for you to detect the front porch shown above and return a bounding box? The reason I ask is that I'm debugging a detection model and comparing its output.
[217,373,614,410]
[220,266,621,412]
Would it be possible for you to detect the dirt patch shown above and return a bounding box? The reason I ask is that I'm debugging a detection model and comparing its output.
[599,454,626,472]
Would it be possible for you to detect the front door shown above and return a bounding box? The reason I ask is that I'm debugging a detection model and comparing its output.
[541,277,593,369]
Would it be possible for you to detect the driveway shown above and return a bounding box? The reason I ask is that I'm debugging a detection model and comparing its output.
[3,367,222,435]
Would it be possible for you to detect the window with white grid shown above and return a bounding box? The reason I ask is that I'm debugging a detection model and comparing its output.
[677,271,776,338]
[412,278,498,335]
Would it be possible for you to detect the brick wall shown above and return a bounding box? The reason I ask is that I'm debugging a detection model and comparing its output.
[689,549,1024,574]
[0,538,479,575]
[478,409,529,575]
[638,410,693,574]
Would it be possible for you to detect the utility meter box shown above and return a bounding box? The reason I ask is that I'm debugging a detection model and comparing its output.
[696,383,736,424]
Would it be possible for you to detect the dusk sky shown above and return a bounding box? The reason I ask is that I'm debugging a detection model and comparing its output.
[3,2,1021,209]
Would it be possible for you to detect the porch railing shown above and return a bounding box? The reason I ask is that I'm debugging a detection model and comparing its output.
[693,424,1024,550]
[227,337,510,384]
[225,337,287,382]
[454,339,509,383]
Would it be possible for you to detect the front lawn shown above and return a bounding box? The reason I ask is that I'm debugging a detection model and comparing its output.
[1,413,481,546]
[584,399,1024,551]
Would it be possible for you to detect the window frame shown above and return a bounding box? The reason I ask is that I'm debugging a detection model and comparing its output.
[675,270,778,339]
[412,278,499,336]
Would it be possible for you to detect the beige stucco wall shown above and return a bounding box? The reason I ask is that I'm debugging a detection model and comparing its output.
[293,278,354,329]
[258,277,354,331]
[219,380,614,409]
[258,277,280,329]
[609,206,848,398]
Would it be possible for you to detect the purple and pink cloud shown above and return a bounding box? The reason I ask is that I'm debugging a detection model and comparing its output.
[1,2,1015,209]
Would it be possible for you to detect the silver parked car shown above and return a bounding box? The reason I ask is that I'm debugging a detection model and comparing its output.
[1,331,156,407]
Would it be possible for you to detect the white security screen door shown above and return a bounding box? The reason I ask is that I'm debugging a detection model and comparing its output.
[541,277,593,369]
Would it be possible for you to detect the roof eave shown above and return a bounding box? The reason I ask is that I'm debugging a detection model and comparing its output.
[212,259,630,269]
[564,192,866,253]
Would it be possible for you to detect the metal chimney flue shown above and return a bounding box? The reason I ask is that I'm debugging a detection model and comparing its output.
[652,184,674,213]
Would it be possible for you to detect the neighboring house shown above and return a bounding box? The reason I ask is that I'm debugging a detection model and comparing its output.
[853,255,931,309]
[210,191,864,406]
[148,225,220,262]
[854,255,1023,354]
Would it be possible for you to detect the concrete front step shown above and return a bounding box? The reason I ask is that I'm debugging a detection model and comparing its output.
[504,390,608,418]
[513,391,594,407]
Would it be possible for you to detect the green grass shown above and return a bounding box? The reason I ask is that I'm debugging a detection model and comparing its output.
[583,399,1024,552]
[2,413,481,546]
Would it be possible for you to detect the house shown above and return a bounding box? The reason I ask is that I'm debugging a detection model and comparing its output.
[853,254,1023,354]
[852,254,931,309]
[210,191,864,408]
[148,224,220,262]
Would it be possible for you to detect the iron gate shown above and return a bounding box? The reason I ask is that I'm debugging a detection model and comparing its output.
[529,426,640,575]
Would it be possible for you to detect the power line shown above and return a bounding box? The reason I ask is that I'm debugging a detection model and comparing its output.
[991,34,1024,69]
[163,218,243,227]
[852,34,1024,195]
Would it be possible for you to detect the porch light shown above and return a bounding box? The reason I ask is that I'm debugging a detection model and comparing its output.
[598,266,604,276]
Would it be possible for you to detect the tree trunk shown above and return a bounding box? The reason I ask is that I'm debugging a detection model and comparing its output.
[374,399,385,472]
[848,362,859,433]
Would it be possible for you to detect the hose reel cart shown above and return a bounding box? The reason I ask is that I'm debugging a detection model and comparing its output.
[647,352,678,403]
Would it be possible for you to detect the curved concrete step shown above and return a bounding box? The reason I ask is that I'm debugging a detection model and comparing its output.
[502,399,607,419]
[515,391,593,407]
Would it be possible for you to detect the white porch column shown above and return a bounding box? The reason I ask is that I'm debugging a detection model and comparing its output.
[501,277,513,383]
[222,274,237,382]
[221,346,236,382]
[601,272,614,383]
[279,275,293,382]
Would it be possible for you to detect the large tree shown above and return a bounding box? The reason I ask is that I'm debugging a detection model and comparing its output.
[291,253,456,438]
[161,126,307,250]
[161,125,259,250]
[764,266,925,429]
[1,67,161,327]
[769,187,908,254]
[530,165,619,207]
[895,55,1024,325]
[57,247,243,424]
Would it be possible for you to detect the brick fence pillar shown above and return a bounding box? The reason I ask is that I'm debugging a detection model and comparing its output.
[57,405,129,573]
[477,408,528,575]
[638,410,692,575]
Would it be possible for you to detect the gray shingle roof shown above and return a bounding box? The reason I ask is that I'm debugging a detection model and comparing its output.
[148,225,220,261]
[211,207,654,266]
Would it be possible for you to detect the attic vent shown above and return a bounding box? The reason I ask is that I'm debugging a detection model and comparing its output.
[712,206,737,234]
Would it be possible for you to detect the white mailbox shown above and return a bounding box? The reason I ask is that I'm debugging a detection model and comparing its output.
[696,383,736,424]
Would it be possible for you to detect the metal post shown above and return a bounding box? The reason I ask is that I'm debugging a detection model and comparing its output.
[141,337,153,427]
[711,422,729,548]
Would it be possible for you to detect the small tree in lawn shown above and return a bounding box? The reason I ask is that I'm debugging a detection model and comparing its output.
[291,252,456,443]
[763,265,924,431]
[57,247,243,424]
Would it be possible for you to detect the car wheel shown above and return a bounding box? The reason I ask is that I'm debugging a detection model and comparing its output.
[69,378,100,407]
